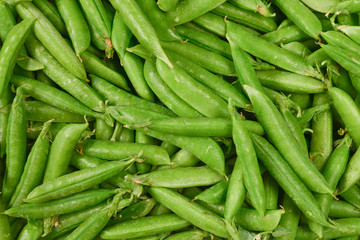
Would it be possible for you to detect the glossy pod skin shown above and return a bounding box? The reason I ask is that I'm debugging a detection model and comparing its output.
[328,200,360,218]
[261,25,309,45]
[133,166,224,188]
[17,219,43,240]
[157,0,178,12]
[2,89,27,203]
[321,31,360,54]
[148,187,230,238]
[229,0,274,17]
[16,2,87,81]
[0,85,12,158]
[82,139,171,166]
[5,189,115,218]
[276,194,300,240]
[0,18,35,98]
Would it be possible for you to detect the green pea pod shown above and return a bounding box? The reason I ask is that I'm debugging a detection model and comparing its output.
[0,200,11,240]
[341,185,360,209]
[80,51,129,91]
[83,139,171,166]
[137,0,181,42]
[156,58,229,118]
[272,0,322,39]
[111,11,132,60]
[148,187,230,238]
[165,230,209,240]
[9,120,51,207]
[192,12,228,37]
[321,44,360,76]
[297,103,331,128]
[91,74,175,117]
[227,100,265,218]
[25,34,105,112]
[161,41,236,76]
[276,194,300,240]
[321,31,360,54]
[16,53,44,72]
[256,70,326,94]
[11,75,103,119]
[43,122,89,182]
[338,144,360,193]
[0,18,35,98]
[263,172,279,209]
[5,189,116,218]
[143,60,203,118]
[281,42,311,59]
[166,0,226,26]
[157,0,178,11]
[109,0,172,68]
[332,68,357,99]
[250,134,332,227]
[195,177,229,204]
[2,88,27,203]
[96,119,113,141]
[170,149,199,168]
[229,0,274,17]
[226,21,321,79]
[300,0,339,13]
[17,219,43,240]
[133,166,224,188]
[339,26,360,46]
[16,2,87,81]
[329,87,360,147]
[213,2,277,33]
[55,0,90,57]
[0,85,12,158]
[109,106,170,125]
[123,52,155,102]
[309,134,352,238]
[245,85,332,194]
[329,200,360,218]
[140,117,264,137]
[305,48,333,68]
[165,50,250,109]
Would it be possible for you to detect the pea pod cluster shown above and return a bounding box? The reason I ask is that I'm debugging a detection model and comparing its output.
[3,0,360,239]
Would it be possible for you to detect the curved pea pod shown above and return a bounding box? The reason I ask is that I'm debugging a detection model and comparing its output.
[332,68,357,99]
[0,199,11,240]
[213,2,277,32]
[245,85,332,194]
[256,70,326,94]
[0,85,12,158]
[272,0,322,39]
[82,139,171,166]
[101,214,189,239]
[111,12,132,62]
[300,0,339,13]
[166,50,250,109]
[11,75,102,119]
[305,48,333,68]
[166,0,225,26]
[140,117,264,137]
[157,0,178,11]
[329,200,360,218]
[133,166,224,188]
[338,144,360,194]
[55,0,90,57]
[309,134,351,238]
[341,185,360,209]
[79,0,113,58]
[321,44,360,76]
[193,12,227,37]
[43,122,88,183]
[2,88,27,203]
[161,41,235,76]
[339,26,360,46]
[137,0,181,42]
[321,31,360,54]
[143,60,202,118]
[281,42,311,58]
[298,103,331,128]
[17,219,43,240]
[16,53,44,72]
[91,74,175,117]
[234,208,284,232]
[25,34,105,113]
[25,159,134,203]
[80,51,129,91]
[5,189,116,218]
[148,187,230,238]
[109,0,172,68]
[226,21,321,79]
[250,134,332,227]
[156,59,229,118]
[276,194,300,240]
[16,2,87,81]
[329,87,360,147]
[261,25,309,45]
[0,18,35,98]
[195,177,229,204]
[9,120,51,207]
[165,231,209,240]
[229,0,274,17]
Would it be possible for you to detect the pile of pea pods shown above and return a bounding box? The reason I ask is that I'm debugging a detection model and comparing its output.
[2,0,360,239]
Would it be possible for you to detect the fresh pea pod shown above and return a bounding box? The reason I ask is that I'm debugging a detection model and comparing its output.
[2,88,27,203]
[0,18,35,98]
[305,48,333,68]
[43,122,89,182]
[276,194,300,240]
[226,21,321,79]
[281,42,311,58]
[0,85,12,158]
[338,144,360,193]
[0,200,11,240]
[109,0,172,68]
[341,185,360,209]
[82,139,171,166]
[111,11,132,60]
[17,219,43,240]
[16,2,87,81]
[329,200,360,218]
[300,0,339,13]
[195,177,229,204]
[5,189,116,218]
[339,26,360,46]
[133,166,224,188]
[9,120,51,207]
[157,0,178,11]
[55,0,90,57]
[192,12,228,37]
[321,31,360,54]
[229,0,274,17]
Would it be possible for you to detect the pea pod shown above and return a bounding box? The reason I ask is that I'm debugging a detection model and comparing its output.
[341,185,360,209]
[16,2,87,81]
[261,25,309,45]
[55,0,90,57]
[329,200,360,218]
[0,18,35,98]
[300,0,339,13]
[82,139,171,166]
[2,88,27,203]
[109,0,172,68]
[133,166,224,188]
[5,189,116,218]
[17,219,43,240]
[0,85,12,158]
[111,11,132,60]
[195,177,229,204]
[338,144,360,193]
[276,194,300,240]
[321,31,360,54]
[157,0,178,11]
[229,0,274,17]
[0,200,11,240]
